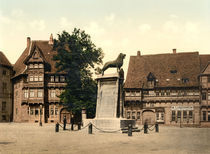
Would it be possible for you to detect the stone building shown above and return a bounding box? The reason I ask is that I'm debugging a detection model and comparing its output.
[124,49,210,127]
[12,35,71,123]
[0,51,13,122]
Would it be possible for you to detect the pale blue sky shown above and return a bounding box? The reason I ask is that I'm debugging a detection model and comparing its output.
[0,0,210,75]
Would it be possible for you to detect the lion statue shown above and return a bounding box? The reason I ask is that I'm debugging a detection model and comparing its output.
[102,53,126,75]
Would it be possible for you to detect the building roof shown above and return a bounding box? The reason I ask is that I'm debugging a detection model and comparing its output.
[0,51,12,67]
[124,51,210,89]
[13,39,61,78]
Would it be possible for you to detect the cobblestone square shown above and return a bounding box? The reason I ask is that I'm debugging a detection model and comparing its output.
[0,123,210,154]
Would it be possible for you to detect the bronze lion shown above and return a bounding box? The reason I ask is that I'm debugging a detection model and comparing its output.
[102,53,126,75]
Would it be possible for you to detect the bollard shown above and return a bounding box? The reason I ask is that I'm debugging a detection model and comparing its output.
[144,123,148,134]
[78,122,81,130]
[88,123,92,134]
[55,123,59,132]
[71,123,74,131]
[39,121,42,127]
[128,124,132,136]
[155,123,159,133]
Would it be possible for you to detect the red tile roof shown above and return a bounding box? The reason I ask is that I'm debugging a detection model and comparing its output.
[13,40,61,78]
[124,52,210,89]
[0,51,12,67]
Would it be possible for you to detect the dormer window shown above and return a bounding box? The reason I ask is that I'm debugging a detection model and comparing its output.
[39,64,43,68]
[29,64,33,68]
[34,64,38,68]
[55,76,59,82]
[60,76,65,82]
[50,76,54,82]
[182,78,189,83]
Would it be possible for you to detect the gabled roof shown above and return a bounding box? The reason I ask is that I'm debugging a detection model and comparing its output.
[13,40,60,78]
[200,55,210,73]
[0,51,12,67]
[124,52,201,89]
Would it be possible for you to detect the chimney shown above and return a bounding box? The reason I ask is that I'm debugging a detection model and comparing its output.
[137,50,141,56]
[172,48,176,54]
[27,37,31,48]
[48,34,53,45]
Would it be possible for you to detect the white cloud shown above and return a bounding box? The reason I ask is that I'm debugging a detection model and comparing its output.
[11,9,24,18]
[59,17,72,29]
[84,21,105,37]
[29,20,46,31]
[138,24,151,33]
[169,14,178,19]
[163,20,179,33]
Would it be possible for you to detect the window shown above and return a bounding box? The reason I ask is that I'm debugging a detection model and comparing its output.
[166,90,170,96]
[161,90,165,96]
[137,112,140,119]
[34,64,38,68]
[29,64,33,68]
[39,75,43,81]
[156,91,160,96]
[2,115,6,120]
[50,90,56,98]
[34,76,38,81]
[177,111,181,119]
[55,76,59,82]
[30,89,35,97]
[208,93,210,100]
[2,102,6,111]
[156,112,159,120]
[172,111,176,121]
[2,82,7,93]
[203,111,206,121]
[30,108,34,115]
[29,76,33,81]
[208,112,210,121]
[127,112,130,119]
[50,76,54,82]
[2,70,7,75]
[189,111,193,119]
[24,89,28,98]
[161,113,164,120]
[50,107,54,115]
[202,93,206,100]
[183,111,187,119]
[38,89,43,98]
[39,64,43,68]
[28,107,29,115]
[35,108,39,116]
[55,107,58,115]
[208,76,210,83]
[60,76,65,82]
[132,112,135,119]
[16,108,18,115]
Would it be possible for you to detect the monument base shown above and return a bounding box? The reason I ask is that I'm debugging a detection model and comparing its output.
[92,118,136,131]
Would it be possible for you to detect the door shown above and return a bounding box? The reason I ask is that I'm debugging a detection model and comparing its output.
[60,108,71,124]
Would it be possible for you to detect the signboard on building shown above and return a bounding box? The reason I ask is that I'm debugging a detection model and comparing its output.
[171,106,194,111]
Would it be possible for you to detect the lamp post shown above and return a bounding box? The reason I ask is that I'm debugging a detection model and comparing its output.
[39,105,42,126]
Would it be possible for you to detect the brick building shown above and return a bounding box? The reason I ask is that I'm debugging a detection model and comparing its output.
[124,50,210,127]
[0,51,13,122]
[12,35,71,123]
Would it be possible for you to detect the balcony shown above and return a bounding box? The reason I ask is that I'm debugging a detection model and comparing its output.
[143,95,200,102]
[125,96,141,101]
[47,82,66,88]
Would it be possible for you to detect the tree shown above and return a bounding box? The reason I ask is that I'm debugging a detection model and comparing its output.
[53,28,104,119]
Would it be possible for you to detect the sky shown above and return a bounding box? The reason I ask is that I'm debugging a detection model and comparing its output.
[0,0,210,76]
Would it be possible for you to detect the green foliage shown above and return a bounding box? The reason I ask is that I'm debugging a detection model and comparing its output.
[53,28,104,118]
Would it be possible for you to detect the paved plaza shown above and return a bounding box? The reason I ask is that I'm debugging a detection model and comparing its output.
[0,123,210,154]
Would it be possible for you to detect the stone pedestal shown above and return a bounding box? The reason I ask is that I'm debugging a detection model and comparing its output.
[92,72,133,130]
